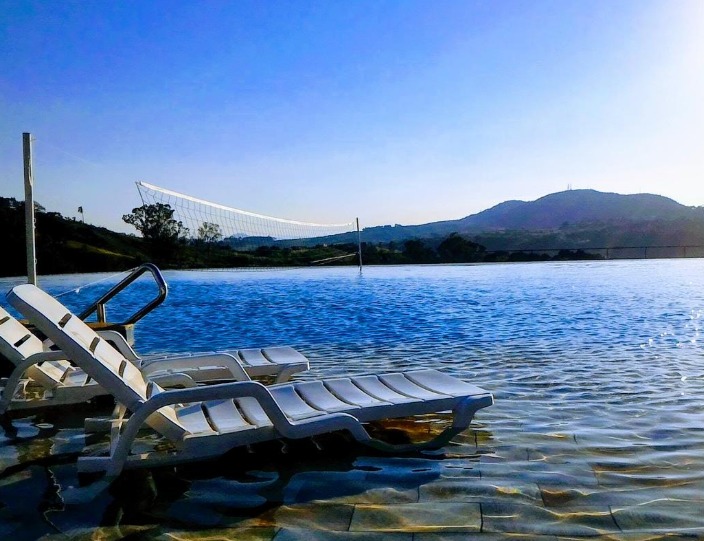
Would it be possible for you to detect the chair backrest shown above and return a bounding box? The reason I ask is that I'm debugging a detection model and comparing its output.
[0,305,72,389]
[8,285,185,440]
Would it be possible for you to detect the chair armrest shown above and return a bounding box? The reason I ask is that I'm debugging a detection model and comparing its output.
[0,350,71,413]
[140,353,250,382]
[26,350,70,363]
[147,372,198,389]
[97,330,140,363]
[147,381,373,439]
[106,380,374,476]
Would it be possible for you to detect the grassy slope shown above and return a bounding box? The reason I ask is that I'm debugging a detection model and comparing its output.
[0,204,149,277]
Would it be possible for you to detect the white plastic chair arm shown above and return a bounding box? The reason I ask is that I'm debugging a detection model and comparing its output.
[105,380,373,476]
[97,330,140,363]
[0,350,70,413]
[139,353,250,381]
[25,350,70,363]
[147,372,198,389]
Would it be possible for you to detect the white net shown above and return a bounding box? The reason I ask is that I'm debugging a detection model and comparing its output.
[135,181,361,266]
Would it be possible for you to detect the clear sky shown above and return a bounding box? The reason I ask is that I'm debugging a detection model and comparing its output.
[1,0,703,234]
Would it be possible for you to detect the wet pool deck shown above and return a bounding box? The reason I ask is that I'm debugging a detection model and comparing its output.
[2,411,704,541]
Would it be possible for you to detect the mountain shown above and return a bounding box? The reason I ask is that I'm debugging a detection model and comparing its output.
[458,190,699,230]
[4,189,703,277]
[359,190,704,246]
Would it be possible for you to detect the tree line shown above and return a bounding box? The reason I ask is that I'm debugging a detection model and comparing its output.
[122,203,603,265]
[360,234,602,264]
[0,199,603,277]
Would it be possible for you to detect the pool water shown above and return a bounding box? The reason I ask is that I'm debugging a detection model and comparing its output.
[1,259,703,539]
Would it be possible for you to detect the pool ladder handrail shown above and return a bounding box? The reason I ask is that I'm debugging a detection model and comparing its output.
[77,263,168,326]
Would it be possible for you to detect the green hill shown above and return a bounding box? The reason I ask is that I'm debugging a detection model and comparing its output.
[358,190,704,251]
[457,190,703,230]
[0,197,366,276]
[0,197,149,277]
[4,188,703,278]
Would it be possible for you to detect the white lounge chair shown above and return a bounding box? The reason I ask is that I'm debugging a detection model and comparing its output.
[8,284,493,484]
[0,305,306,414]
[98,330,308,383]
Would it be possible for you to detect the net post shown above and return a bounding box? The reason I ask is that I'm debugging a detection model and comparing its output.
[356,217,363,272]
[23,132,37,285]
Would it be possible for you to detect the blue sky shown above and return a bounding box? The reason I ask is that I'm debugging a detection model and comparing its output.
[1,0,703,233]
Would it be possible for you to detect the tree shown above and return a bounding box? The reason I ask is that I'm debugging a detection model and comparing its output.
[437,233,484,263]
[0,197,46,213]
[122,203,189,243]
[197,221,222,244]
[403,239,437,263]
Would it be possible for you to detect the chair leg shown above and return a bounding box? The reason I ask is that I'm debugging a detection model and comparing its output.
[274,365,301,383]
[61,477,116,504]
[360,398,487,453]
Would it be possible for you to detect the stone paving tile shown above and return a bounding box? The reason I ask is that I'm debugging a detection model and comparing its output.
[419,479,542,504]
[38,525,160,541]
[595,469,704,490]
[349,502,481,533]
[166,527,278,540]
[540,483,704,510]
[657,481,704,502]
[282,470,366,504]
[527,446,586,465]
[161,477,277,528]
[437,469,482,480]
[478,448,530,464]
[435,457,483,478]
[573,434,658,455]
[416,534,560,541]
[311,486,420,505]
[282,470,419,505]
[481,501,620,537]
[364,468,441,487]
[252,503,356,531]
[479,460,600,488]
[551,535,704,541]
[611,500,704,533]
[184,477,270,508]
[354,456,446,475]
[274,527,412,541]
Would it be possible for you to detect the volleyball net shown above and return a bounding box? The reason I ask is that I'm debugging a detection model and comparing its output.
[135,181,362,267]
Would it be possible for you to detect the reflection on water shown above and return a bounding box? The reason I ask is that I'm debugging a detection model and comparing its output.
[1,259,704,538]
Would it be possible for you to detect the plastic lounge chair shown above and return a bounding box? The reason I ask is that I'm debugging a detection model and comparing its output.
[99,330,308,383]
[0,305,108,412]
[0,305,304,414]
[8,284,493,484]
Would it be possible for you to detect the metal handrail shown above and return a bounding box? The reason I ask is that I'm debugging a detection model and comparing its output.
[77,263,168,325]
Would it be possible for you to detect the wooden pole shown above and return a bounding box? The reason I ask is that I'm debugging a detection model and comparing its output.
[23,132,37,285]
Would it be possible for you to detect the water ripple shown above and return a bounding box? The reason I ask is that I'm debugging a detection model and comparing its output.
[1,259,704,537]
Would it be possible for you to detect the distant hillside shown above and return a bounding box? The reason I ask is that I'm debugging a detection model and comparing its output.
[0,197,149,277]
[458,190,701,230]
[359,190,704,249]
[0,197,368,276]
[4,189,704,277]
